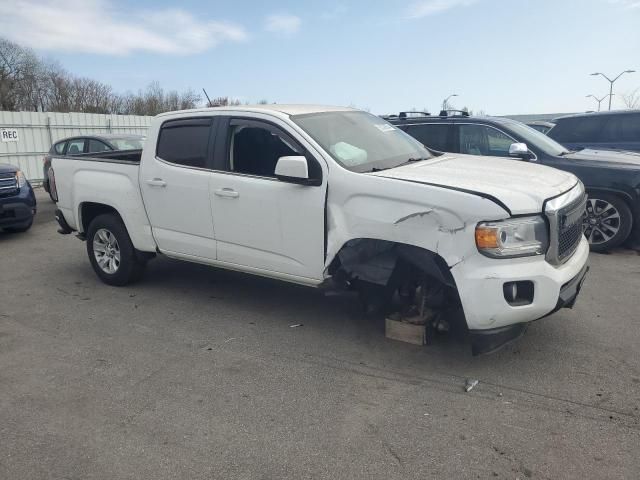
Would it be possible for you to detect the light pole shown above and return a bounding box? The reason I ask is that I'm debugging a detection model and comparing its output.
[442,94,458,111]
[585,94,610,112]
[590,70,635,110]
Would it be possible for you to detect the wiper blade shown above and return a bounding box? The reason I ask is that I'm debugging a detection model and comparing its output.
[407,157,429,162]
[395,157,430,168]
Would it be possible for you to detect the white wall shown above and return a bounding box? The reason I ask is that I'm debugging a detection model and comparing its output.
[0,111,152,182]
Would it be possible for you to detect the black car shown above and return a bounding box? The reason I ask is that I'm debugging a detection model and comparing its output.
[547,110,640,153]
[42,134,145,196]
[0,163,37,233]
[386,111,640,252]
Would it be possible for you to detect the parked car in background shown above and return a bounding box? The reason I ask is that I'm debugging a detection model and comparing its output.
[42,134,145,197]
[0,163,36,233]
[387,111,640,252]
[547,110,640,153]
[49,105,589,355]
[527,121,555,134]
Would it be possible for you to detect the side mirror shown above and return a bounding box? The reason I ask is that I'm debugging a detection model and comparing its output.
[509,142,533,160]
[275,156,310,184]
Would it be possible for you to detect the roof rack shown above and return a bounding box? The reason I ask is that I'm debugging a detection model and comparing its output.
[398,111,431,119]
[439,109,470,117]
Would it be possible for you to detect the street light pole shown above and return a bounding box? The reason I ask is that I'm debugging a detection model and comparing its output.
[442,94,458,111]
[590,70,636,110]
[586,94,610,112]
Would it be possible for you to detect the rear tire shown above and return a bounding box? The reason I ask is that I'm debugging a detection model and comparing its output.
[583,193,632,253]
[86,213,145,286]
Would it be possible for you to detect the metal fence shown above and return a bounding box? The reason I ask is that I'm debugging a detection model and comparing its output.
[0,111,152,182]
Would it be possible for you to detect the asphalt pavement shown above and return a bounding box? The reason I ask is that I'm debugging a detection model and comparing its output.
[1,189,639,479]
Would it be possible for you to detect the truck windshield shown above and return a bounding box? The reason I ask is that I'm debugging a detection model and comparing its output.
[291,111,433,172]
[506,122,569,157]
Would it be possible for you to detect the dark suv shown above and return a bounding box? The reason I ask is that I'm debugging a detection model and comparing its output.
[0,163,37,233]
[547,110,640,153]
[386,111,640,252]
[42,134,145,196]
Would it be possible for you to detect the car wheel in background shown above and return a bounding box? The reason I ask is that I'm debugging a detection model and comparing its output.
[86,213,145,286]
[583,193,632,252]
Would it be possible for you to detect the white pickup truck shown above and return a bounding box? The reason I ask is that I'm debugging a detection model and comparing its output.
[50,105,589,354]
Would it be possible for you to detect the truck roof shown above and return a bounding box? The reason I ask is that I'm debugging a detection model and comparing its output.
[156,104,357,118]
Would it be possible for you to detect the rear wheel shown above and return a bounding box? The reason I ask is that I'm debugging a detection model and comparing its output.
[583,193,632,252]
[86,213,145,285]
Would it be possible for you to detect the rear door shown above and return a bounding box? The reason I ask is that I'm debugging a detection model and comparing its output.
[208,116,327,281]
[139,117,217,260]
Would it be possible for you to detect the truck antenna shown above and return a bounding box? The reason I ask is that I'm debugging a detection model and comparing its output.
[202,88,213,107]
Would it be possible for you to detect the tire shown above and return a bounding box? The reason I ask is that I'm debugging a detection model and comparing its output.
[583,193,633,253]
[86,213,145,286]
[3,218,33,233]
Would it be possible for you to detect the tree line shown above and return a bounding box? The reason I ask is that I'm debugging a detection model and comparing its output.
[0,37,204,116]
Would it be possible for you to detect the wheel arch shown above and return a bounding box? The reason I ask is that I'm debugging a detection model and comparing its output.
[78,202,124,235]
[326,237,458,290]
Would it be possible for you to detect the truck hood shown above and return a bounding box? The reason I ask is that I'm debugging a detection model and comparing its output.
[563,148,640,169]
[372,153,578,215]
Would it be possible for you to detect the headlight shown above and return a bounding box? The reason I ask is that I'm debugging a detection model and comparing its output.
[476,216,549,258]
[16,170,27,188]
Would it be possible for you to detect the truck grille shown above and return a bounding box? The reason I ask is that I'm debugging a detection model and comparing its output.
[546,188,587,265]
[0,172,18,197]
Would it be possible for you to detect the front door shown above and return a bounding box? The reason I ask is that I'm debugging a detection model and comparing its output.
[209,117,327,281]
[140,117,217,260]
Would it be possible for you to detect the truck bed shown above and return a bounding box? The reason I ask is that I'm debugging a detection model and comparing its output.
[51,150,156,252]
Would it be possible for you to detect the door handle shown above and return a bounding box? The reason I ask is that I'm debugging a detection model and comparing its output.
[146,178,167,188]
[214,188,239,198]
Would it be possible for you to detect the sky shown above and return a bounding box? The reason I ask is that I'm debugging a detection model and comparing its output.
[0,0,639,115]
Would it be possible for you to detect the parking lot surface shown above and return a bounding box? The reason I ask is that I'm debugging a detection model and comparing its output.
[1,190,639,479]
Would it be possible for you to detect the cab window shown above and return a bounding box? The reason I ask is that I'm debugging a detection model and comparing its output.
[227,119,302,177]
[156,118,213,168]
[403,124,451,152]
[457,124,513,157]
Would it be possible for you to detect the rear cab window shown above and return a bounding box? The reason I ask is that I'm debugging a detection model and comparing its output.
[156,118,213,168]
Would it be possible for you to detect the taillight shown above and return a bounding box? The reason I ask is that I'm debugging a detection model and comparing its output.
[48,168,58,202]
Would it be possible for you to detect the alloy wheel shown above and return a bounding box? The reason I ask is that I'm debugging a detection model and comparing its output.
[93,228,121,274]
[583,198,621,245]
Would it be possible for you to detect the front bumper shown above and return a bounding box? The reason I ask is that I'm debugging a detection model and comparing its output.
[468,263,589,355]
[0,185,36,228]
[451,236,589,353]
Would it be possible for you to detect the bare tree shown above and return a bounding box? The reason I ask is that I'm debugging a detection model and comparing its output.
[1,36,204,115]
[621,88,640,109]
